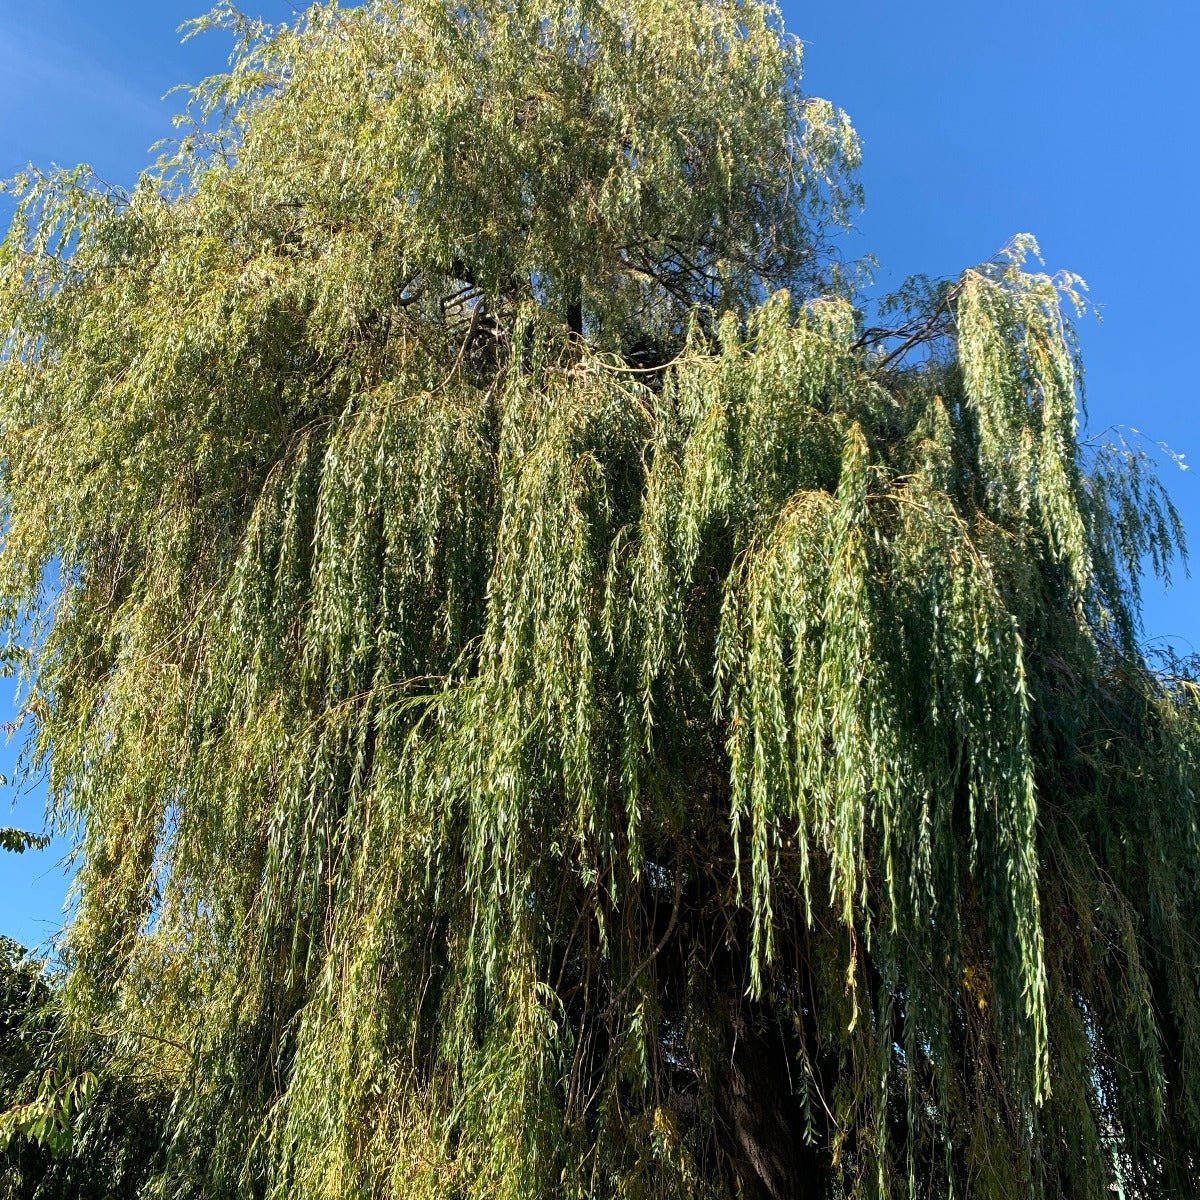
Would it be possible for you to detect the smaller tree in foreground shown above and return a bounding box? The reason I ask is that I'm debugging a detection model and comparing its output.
[0,936,163,1200]
[0,2,1198,1197]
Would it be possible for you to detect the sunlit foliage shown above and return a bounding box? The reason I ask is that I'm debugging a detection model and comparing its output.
[0,2,1197,1197]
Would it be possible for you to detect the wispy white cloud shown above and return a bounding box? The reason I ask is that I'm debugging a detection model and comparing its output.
[1,24,165,119]
[0,9,171,175]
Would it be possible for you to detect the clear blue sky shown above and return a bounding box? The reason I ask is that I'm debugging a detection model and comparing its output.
[1,1,1197,949]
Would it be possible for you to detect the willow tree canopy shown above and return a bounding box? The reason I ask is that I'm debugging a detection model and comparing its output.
[0,2,1197,1198]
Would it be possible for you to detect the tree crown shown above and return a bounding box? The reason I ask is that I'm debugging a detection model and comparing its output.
[0,4,1197,1199]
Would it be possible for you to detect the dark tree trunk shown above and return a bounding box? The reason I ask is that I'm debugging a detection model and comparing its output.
[717,1003,831,1200]
[567,295,584,337]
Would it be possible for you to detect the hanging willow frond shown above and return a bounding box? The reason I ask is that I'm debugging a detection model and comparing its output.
[0,3,1196,1199]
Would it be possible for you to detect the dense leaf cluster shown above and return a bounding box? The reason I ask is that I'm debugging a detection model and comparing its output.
[0,2,1197,1198]
[0,938,163,1199]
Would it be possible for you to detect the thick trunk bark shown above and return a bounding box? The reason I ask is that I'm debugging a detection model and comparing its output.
[717,1005,831,1200]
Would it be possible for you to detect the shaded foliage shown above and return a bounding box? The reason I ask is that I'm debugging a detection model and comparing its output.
[0,832,48,855]
[0,938,164,1199]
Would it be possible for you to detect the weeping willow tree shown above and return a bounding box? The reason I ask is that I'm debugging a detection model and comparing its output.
[1,2,1198,1197]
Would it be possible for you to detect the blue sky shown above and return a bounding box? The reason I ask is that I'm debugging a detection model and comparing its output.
[1,1,1197,949]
